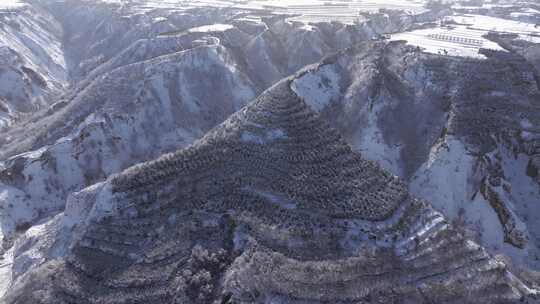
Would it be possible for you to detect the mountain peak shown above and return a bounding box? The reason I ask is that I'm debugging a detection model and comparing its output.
[112,79,405,221]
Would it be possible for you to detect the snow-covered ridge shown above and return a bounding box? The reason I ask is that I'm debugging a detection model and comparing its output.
[284,40,540,271]
[0,43,256,242]
[0,3,424,159]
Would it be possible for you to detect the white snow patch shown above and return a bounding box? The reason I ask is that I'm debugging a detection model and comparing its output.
[241,129,287,144]
[266,129,287,140]
[0,0,25,9]
[354,100,403,177]
[291,64,341,112]
[0,245,14,298]
[0,184,35,237]
[251,189,297,210]
[188,24,234,33]
[412,137,483,218]
[6,214,68,290]
[63,184,101,230]
[153,17,168,23]
[8,146,48,161]
[11,220,49,276]
[410,137,531,265]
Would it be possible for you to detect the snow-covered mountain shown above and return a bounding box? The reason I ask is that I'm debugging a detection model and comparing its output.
[3,78,537,304]
[0,0,539,302]
[0,0,425,247]
[290,40,540,271]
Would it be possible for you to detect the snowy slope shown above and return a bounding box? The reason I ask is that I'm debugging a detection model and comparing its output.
[287,41,540,270]
[0,4,67,128]
[0,3,427,254]
[0,44,256,242]
[410,138,531,264]
[1,74,536,304]
[0,4,447,295]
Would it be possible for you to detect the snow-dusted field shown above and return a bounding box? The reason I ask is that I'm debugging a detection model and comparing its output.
[265,0,428,24]
[391,14,540,58]
[104,0,427,24]
[453,14,540,43]
[391,26,505,58]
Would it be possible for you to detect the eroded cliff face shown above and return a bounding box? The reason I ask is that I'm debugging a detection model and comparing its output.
[2,80,536,304]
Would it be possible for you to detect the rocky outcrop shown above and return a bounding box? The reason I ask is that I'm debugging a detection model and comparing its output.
[480,181,528,249]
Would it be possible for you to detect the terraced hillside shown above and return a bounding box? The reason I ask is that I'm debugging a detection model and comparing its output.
[0,0,423,253]
[3,79,536,304]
